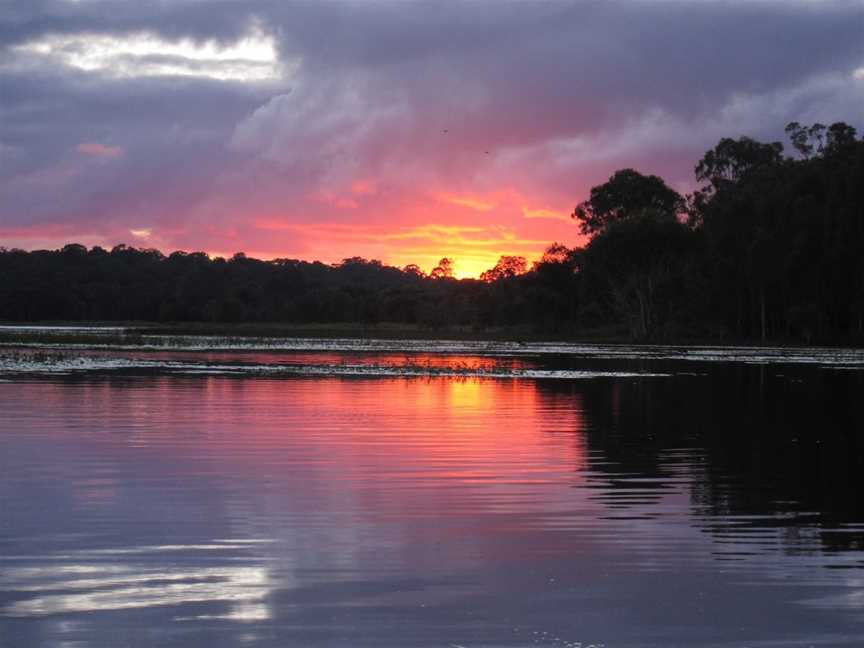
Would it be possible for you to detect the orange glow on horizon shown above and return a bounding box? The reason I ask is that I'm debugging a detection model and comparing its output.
[3,184,582,279]
[221,218,563,278]
[203,246,519,279]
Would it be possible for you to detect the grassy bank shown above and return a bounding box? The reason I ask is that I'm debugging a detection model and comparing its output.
[1,320,858,349]
[0,321,630,347]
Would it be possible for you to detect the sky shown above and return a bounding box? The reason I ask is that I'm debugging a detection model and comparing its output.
[1,1,862,278]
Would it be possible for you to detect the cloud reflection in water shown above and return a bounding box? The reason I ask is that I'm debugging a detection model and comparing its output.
[1,541,275,621]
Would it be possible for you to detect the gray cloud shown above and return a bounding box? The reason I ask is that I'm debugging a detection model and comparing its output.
[1,0,862,249]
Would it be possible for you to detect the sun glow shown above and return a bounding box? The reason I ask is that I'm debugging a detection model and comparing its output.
[447,257,499,280]
[242,218,553,279]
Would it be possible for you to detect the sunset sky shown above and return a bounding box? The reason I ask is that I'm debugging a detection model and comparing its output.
[1,1,862,277]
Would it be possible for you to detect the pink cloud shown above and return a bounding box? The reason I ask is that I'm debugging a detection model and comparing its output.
[351,180,378,195]
[77,142,123,158]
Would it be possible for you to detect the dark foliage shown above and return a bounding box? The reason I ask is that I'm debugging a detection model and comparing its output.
[1,122,862,343]
[572,168,684,236]
[691,122,864,343]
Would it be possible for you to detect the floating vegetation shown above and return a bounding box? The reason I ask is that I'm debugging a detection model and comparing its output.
[1,327,863,366]
[0,349,668,380]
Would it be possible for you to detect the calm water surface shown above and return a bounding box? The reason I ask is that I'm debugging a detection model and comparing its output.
[1,340,863,647]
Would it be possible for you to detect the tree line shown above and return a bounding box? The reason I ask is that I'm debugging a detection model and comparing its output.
[1,121,861,344]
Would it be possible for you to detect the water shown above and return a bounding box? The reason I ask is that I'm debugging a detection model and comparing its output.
[1,336,863,647]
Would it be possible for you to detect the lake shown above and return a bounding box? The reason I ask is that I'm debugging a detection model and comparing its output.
[1,333,863,647]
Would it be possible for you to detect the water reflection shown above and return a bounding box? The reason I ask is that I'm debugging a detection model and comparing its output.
[1,356,863,646]
[2,543,273,620]
[574,366,864,555]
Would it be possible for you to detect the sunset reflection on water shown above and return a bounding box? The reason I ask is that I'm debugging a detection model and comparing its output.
[2,359,863,647]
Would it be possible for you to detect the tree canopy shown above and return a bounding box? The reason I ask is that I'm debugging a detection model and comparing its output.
[572,168,684,235]
[480,256,527,282]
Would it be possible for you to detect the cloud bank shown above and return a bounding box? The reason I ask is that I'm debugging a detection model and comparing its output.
[1,0,862,274]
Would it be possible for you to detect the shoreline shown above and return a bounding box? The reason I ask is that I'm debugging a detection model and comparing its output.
[0,321,861,350]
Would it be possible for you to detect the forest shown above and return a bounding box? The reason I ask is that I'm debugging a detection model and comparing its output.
[1,121,862,344]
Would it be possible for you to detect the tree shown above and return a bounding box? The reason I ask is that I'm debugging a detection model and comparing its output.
[480,255,527,282]
[403,264,425,277]
[784,122,857,158]
[430,257,454,279]
[694,136,783,188]
[693,125,864,342]
[572,169,684,236]
[826,122,858,153]
[785,122,814,159]
[61,243,88,256]
[534,242,572,267]
[581,216,700,340]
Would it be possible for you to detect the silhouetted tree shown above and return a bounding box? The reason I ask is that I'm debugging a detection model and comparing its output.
[581,216,700,340]
[480,255,527,282]
[403,264,425,277]
[430,257,454,279]
[785,122,814,159]
[572,169,684,236]
[694,136,784,188]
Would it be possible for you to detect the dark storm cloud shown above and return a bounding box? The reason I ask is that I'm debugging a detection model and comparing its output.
[1,0,862,254]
